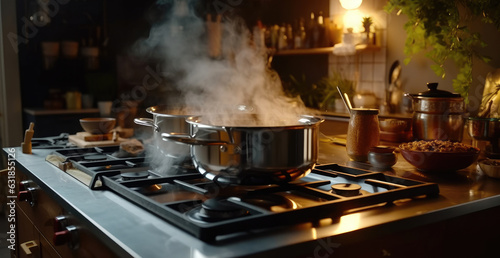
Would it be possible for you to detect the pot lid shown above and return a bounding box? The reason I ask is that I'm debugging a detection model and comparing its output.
[414,83,461,98]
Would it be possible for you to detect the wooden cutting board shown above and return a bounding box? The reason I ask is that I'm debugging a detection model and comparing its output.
[69,132,125,148]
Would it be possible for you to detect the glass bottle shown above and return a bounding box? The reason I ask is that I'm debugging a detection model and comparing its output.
[346,108,380,161]
[294,18,306,49]
[316,11,325,47]
[306,12,316,48]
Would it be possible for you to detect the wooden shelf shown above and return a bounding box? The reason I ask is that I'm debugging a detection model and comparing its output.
[24,108,99,116]
[272,47,334,56]
[270,44,381,56]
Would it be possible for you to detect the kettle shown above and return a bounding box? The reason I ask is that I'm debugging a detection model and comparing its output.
[405,83,465,141]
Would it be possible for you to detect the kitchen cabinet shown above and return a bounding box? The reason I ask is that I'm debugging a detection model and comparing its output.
[16,207,60,258]
[14,168,119,258]
[16,207,41,258]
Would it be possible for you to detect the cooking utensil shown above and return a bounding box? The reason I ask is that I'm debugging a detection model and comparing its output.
[405,82,465,141]
[388,60,401,85]
[337,86,352,114]
[134,105,194,165]
[467,117,500,158]
[388,60,402,113]
[162,115,324,185]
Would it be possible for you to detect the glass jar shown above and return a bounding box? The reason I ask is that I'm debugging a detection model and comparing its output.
[346,108,380,161]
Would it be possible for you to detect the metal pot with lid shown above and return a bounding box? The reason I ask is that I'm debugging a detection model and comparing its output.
[405,82,466,141]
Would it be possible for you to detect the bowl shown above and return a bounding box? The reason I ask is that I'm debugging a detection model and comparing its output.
[368,146,397,169]
[399,141,480,172]
[379,118,411,133]
[478,159,500,179]
[80,118,116,134]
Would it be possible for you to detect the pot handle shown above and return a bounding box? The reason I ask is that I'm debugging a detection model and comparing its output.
[134,118,159,132]
[161,133,229,146]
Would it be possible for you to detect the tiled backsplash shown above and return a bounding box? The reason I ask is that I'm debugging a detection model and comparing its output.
[329,0,388,106]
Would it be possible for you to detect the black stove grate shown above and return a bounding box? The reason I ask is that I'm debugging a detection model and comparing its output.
[50,147,440,242]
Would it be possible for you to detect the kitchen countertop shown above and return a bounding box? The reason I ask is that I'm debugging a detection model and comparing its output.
[5,139,500,257]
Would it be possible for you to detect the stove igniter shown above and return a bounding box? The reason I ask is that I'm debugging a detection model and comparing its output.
[331,183,362,197]
[187,198,249,222]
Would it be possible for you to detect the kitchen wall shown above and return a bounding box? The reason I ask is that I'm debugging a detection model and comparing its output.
[386,8,458,108]
[328,0,388,102]
[385,1,500,115]
[328,0,500,115]
[0,1,23,148]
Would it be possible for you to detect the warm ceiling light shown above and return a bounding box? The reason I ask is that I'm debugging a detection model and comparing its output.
[343,10,363,32]
[340,0,362,10]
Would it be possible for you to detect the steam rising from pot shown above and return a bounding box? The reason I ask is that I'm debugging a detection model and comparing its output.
[133,0,314,173]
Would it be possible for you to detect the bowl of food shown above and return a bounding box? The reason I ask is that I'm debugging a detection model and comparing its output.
[80,118,116,134]
[478,159,500,179]
[399,140,480,172]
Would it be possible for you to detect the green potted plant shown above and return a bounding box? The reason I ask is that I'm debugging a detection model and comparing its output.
[316,71,355,112]
[361,16,374,45]
[384,0,500,103]
[362,16,373,33]
[286,74,324,109]
[284,72,355,111]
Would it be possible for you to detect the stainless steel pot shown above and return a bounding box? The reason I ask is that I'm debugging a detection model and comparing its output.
[162,115,324,185]
[405,83,465,141]
[134,105,193,164]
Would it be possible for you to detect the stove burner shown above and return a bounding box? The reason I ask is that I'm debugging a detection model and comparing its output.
[84,154,108,161]
[331,183,362,197]
[121,171,150,181]
[137,184,167,195]
[187,198,249,222]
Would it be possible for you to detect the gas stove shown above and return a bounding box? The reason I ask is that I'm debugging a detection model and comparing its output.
[48,145,439,242]
[31,133,74,149]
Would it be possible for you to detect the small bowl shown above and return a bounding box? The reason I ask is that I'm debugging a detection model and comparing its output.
[479,159,500,179]
[368,146,397,169]
[80,118,116,134]
[399,146,480,172]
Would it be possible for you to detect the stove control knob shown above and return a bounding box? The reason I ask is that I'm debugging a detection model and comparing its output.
[17,187,37,207]
[53,225,79,249]
[53,215,68,232]
[18,180,32,191]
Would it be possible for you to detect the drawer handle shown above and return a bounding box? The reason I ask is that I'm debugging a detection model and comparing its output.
[53,225,79,250]
[18,180,33,191]
[53,215,68,232]
[20,240,38,256]
[18,187,37,207]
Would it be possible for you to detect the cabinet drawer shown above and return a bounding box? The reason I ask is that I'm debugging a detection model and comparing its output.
[16,170,118,257]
